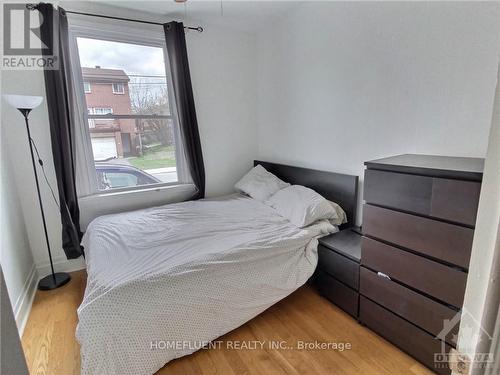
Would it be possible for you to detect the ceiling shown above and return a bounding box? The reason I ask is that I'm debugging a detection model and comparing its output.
[94,1,300,33]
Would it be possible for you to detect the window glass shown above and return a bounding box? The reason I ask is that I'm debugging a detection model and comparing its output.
[112,83,124,94]
[76,37,178,191]
[83,81,91,93]
[101,171,138,189]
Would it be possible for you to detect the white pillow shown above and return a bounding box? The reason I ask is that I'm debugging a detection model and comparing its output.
[235,165,290,202]
[329,201,347,226]
[267,185,339,228]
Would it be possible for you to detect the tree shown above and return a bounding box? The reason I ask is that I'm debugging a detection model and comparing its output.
[129,78,173,147]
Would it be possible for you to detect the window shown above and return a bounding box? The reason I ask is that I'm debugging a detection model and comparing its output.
[88,107,113,115]
[83,81,91,93]
[87,108,113,128]
[112,83,124,94]
[72,35,183,193]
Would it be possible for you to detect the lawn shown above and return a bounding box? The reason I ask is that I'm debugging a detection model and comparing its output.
[128,145,176,170]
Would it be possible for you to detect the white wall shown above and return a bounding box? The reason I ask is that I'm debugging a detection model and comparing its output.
[458,63,500,369]
[1,2,258,273]
[188,24,257,197]
[0,110,37,333]
[256,1,500,224]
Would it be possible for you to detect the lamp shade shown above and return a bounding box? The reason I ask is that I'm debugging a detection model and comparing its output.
[3,94,43,110]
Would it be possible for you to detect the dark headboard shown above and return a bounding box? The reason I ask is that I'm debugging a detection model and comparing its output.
[254,160,359,230]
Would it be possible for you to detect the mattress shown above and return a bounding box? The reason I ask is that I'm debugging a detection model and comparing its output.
[76,194,336,375]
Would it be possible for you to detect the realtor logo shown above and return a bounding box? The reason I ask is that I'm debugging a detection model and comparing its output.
[435,308,494,373]
[2,3,58,69]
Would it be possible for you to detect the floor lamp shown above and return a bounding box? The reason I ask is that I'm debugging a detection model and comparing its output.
[3,94,71,290]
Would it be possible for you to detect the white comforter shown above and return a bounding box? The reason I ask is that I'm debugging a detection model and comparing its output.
[77,194,336,375]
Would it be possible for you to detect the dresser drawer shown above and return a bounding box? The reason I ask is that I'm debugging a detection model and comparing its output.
[430,178,481,227]
[315,270,358,318]
[359,296,452,375]
[364,169,432,215]
[318,245,359,290]
[364,169,480,226]
[363,204,473,269]
[360,267,458,344]
[361,237,467,308]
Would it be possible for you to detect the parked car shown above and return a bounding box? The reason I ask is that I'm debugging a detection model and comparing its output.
[95,163,160,190]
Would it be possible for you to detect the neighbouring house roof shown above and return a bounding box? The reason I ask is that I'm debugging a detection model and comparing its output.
[82,67,130,83]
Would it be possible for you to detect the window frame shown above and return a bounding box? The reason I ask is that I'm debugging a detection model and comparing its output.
[112,82,125,94]
[68,21,189,197]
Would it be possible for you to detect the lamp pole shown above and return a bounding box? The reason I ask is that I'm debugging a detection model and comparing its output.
[22,110,58,285]
[21,110,70,290]
[4,95,71,290]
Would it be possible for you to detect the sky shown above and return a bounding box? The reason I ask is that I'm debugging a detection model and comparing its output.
[77,37,166,77]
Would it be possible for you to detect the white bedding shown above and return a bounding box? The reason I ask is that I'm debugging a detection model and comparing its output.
[76,194,336,375]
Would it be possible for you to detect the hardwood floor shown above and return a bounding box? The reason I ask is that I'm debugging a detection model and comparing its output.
[22,270,435,375]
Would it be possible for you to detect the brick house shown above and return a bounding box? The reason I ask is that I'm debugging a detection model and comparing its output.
[83,66,138,160]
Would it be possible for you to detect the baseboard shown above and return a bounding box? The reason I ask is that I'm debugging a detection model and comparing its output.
[36,255,86,279]
[13,264,38,336]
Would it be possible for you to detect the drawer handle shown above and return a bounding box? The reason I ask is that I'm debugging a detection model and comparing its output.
[377,272,391,280]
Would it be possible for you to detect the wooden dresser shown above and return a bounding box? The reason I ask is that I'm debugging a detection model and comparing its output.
[359,154,483,375]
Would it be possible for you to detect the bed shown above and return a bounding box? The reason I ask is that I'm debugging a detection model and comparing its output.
[76,161,358,375]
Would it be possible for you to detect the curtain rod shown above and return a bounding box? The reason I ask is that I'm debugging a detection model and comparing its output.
[26,4,204,33]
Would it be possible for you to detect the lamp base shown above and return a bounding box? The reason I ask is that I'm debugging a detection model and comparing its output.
[38,272,71,290]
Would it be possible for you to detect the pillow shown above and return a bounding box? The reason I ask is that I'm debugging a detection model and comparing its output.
[267,185,339,228]
[234,165,290,202]
[328,201,347,226]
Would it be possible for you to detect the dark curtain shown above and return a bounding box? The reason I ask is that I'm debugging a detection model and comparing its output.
[163,22,205,199]
[39,3,84,259]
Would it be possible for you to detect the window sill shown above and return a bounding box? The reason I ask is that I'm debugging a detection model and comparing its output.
[79,183,197,228]
[80,182,196,200]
